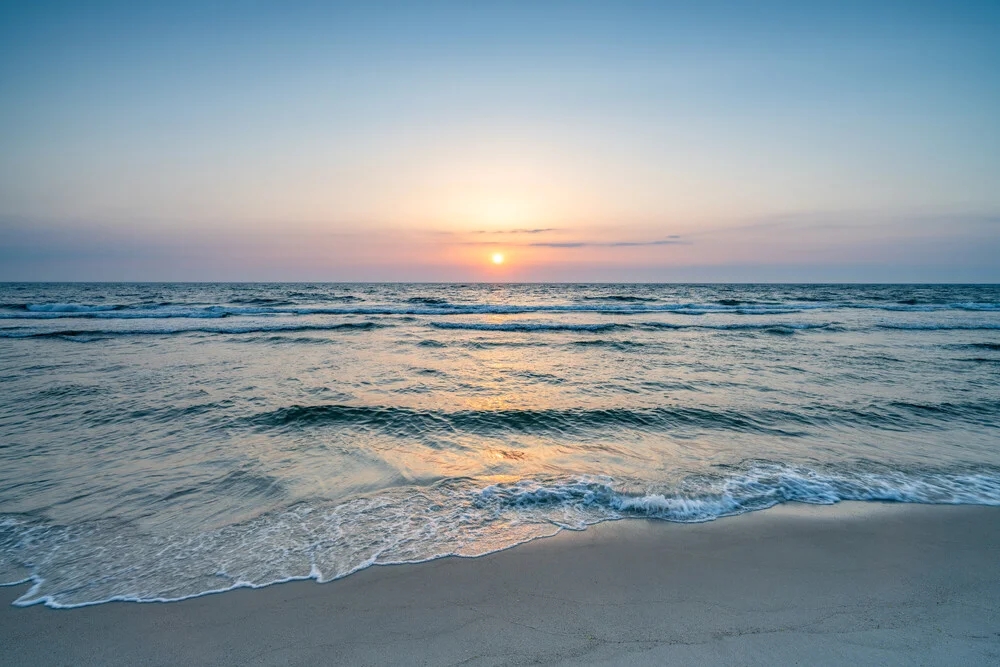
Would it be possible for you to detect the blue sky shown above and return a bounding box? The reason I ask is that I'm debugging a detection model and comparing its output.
[1,1,998,281]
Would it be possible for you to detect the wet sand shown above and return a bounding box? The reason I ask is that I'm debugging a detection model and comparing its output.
[2,502,999,666]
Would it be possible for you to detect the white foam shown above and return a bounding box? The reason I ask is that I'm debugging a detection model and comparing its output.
[3,462,999,608]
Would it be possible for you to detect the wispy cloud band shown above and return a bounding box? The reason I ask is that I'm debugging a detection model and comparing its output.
[530,237,686,248]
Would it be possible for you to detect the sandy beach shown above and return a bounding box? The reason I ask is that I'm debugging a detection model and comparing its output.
[2,502,998,666]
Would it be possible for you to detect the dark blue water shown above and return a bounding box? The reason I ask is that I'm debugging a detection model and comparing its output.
[1,283,999,607]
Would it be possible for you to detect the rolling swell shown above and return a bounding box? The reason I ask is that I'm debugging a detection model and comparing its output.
[570,339,648,350]
[430,321,622,332]
[640,321,835,332]
[582,295,660,302]
[0,321,387,339]
[24,303,124,313]
[244,398,1000,438]
[879,323,1000,330]
[429,321,835,333]
[2,300,997,320]
[4,461,1000,608]
[246,403,809,437]
[405,296,451,305]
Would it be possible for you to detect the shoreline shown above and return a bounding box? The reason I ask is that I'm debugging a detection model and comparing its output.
[3,502,999,665]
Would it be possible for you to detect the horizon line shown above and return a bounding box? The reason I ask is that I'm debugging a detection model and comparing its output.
[1,280,997,286]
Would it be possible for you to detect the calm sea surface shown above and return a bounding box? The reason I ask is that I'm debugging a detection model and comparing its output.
[1,283,999,607]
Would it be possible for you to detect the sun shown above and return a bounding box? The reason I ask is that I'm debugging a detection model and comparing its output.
[491,252,505,265]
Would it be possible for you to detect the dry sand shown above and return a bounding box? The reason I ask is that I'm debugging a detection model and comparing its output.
[2,502,999,666]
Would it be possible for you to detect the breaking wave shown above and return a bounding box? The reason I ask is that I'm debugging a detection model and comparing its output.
[3,461,999,608]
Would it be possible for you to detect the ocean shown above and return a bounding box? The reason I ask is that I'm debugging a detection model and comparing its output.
[1,282,998,608]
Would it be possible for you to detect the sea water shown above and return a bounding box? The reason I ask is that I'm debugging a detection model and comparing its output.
[1,283,998,607]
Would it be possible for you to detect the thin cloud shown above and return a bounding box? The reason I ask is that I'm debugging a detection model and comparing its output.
[431,228,559,236]
[687,211,1000,238]
[530,239,689,248]
[454,238,688,247]
[471,228,558,235]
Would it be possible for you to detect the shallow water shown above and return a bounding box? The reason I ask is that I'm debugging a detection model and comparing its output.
[1,283,999,607]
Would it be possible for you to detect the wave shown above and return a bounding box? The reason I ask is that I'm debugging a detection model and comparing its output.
[25,303,123,313]
[241,397,1000,437]
[478,321,831,333]
[0,319,854,341]
[405,297,450,305]
[235,335,339,345]
[0,321,387,340]
[310,295,363,303]
[476,462,1000,517]
[878,323,1000,331]
[1,308,231,320]
[582,295,661,302]
[641,321,835,332]
[570,339,648,350]
[856,303,1000,312]
[3,300,997,320]
[245,403,810,437]
[2,314,991,341]
[3,460,999,608]
[430,321,623,332]
[429,321,837,334]
[227,297,292,306]
[0,303,805,318]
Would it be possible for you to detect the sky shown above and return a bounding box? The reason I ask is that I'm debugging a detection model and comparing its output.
[1,1,998,282]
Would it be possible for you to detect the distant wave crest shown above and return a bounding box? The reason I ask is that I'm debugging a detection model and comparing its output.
[1,300,997,320]
[25,303,123,313]
[0,321,387,340]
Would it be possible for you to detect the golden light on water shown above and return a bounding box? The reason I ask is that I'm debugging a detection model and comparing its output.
[492,253,505,265]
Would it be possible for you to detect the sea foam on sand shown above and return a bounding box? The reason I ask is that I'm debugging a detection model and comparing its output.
[2,503,999,666]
